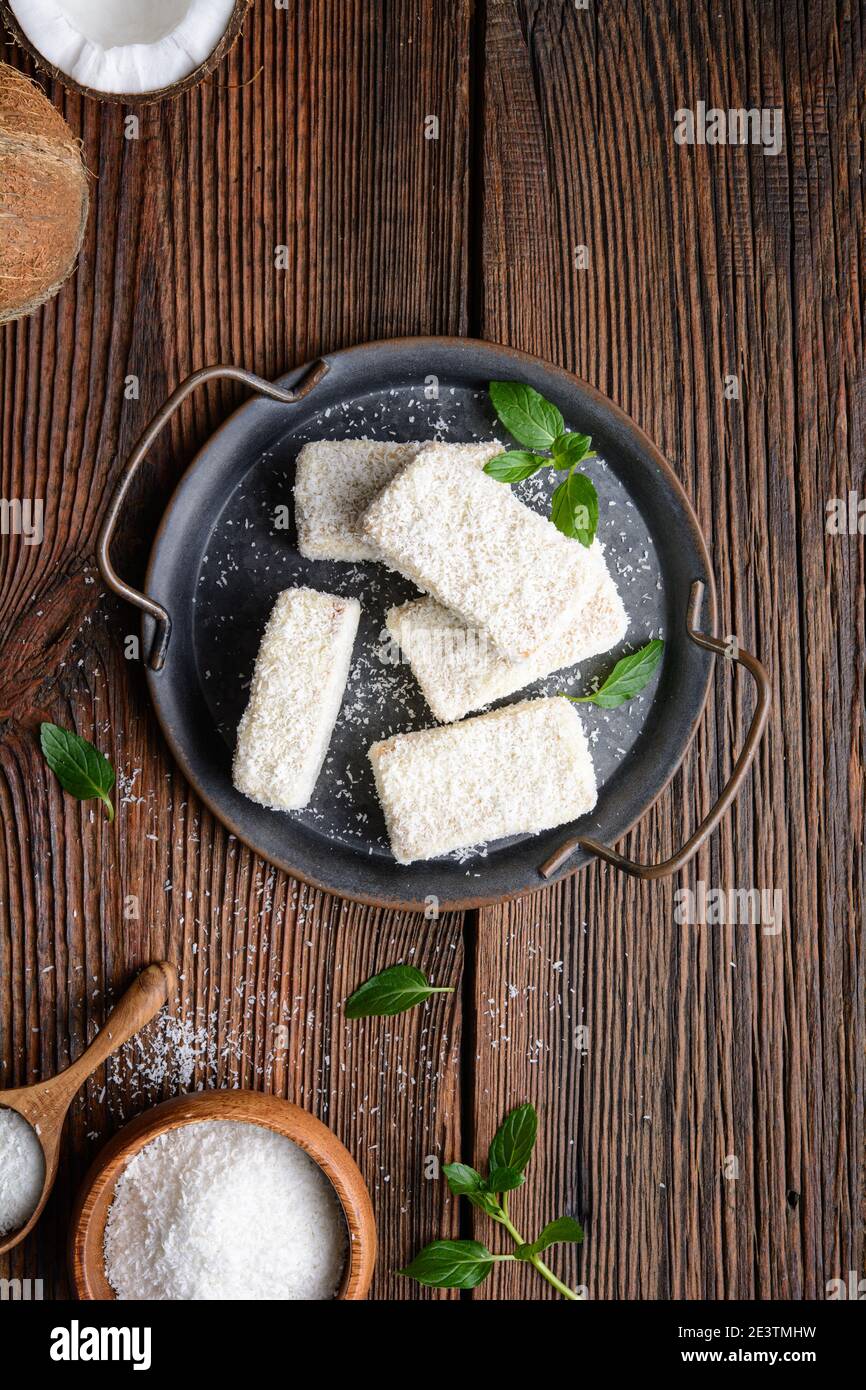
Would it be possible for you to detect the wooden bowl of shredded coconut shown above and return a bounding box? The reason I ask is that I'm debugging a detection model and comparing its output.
[70,1091,376,1300]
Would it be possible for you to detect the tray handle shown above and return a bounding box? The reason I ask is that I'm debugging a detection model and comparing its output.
[539,580,771,882]
[97,361,329,671]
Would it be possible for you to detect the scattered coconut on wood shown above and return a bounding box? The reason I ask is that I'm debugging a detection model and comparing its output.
[0,1,252,105]
[0,62,89,324]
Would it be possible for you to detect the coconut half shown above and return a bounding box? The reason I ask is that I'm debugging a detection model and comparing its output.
[1,0,251,103]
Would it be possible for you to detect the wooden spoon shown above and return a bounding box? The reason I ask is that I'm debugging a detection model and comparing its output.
[0,960,177,1257]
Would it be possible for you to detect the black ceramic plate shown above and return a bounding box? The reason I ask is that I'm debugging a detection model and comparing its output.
[143,338,715,909]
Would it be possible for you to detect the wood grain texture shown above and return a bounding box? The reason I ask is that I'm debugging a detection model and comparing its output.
[0,0,471,1300]
[473,0,864,1299]
[0,0,862,1304]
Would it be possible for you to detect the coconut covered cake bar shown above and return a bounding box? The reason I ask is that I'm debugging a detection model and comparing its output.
[233,586,360,811]
[294,439,502,562]
[386,552,628,724]
[362,450,605,660]
[368,698,597,864]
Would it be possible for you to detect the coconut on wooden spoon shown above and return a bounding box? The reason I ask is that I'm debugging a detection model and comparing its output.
[1,0,251,104]
[0,960,178,1256]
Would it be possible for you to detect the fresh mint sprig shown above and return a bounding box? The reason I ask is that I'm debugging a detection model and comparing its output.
[486,381,599,547]
[344,964,454,1019]
[399,1102,583,1300]
[39,723,116,822]
[562,639,664,708]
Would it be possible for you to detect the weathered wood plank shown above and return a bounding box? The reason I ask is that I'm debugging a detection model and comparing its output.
[1,0,862,1306]
[0,0,472,1299]
[473,0,864,1299]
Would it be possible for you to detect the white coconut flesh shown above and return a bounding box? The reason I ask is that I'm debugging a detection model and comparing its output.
[6,0,239,95]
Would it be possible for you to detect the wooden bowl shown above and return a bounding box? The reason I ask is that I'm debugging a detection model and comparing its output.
[70,1091,376,1300]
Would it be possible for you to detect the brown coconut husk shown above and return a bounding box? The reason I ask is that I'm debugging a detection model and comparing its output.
[0,0,253,107]
[0,62,89,323]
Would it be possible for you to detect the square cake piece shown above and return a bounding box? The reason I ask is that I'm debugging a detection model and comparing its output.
[368,698,597,864]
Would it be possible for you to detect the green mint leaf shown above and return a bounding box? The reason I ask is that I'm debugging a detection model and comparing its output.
[552,432,595,470]
[513,1243,536,1262]
[489,381,564,450]
[550,470,599,546]
[398,1239,494,1289]
[343,964,453,1019]
[443,1163,501,1214]
[488,1102,538,1176]
[466,1189,504,1217]
[487,1166,525,1194]
[39,723,115,822]
[443,1163,485,1196]
[525,1216,584,1256]
[564,638,664,709]
[483,450,549,483]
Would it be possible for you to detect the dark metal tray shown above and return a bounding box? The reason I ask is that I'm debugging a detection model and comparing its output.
[98,339,769,909]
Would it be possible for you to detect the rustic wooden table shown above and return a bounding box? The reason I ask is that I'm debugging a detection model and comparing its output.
[1,1,863,1301]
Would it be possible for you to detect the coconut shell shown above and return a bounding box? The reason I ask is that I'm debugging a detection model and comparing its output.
[0,63,89,324]
[0,1,253,107]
